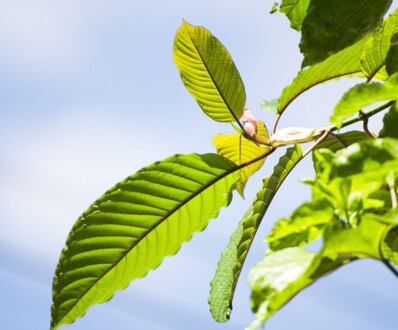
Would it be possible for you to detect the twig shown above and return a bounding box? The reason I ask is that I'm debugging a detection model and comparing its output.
[383,257,398,279]
[359,110,374,139]
[302,127,332,157]
[272,113,281,134]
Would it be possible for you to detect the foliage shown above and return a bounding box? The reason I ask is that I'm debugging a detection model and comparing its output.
[51,2,398,329]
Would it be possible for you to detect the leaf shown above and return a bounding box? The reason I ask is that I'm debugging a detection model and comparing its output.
[379,103,398,138]
[213,122,270,196]
[280,0,310,31]
[330,73,398,127]
[173,21,245,123]
[51,153,241,329]
[300,0,392,66]
[278,38,366,113]
[360,9,398,79]
[315,131,370,152]
[267,199,334,251]
[386,33,398,75]
[260,99,278,113]
[382,220,398,267]
[208,146,302,323]
[248,218,387,329]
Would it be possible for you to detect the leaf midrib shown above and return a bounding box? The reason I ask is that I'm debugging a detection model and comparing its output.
[53,154,270,328]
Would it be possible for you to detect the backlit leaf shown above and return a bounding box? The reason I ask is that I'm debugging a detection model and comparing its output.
[173,21,245,123]
[300,0,392,66]
[213,122,270,196]
[361,9,398,79]
[280,0,310,31]
[208,146,302,322]
[51,153,241,329]
[330,73,398,127]
[278,39,365,113]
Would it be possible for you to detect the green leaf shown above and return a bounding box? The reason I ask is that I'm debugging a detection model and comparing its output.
[280,0,310,31]
[315,131,370,152]
[208,146,302,323]
[51,153,241,329]
[278,38,365,113]
[330,73,398,127]
[267,199,334,251]
[382,218,398,266]
[386,33,398,76]
[300,0,392,66]
[248,218,387,329]
[379,103,398,138]
[260,99,278,113]
[361,9,398,79]
[173,21,245,123]
[213,123,270,196]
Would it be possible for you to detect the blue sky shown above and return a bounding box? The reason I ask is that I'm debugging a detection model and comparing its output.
[1,1,398,329]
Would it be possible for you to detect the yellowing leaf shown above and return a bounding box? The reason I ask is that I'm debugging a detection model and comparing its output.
[213,123,270,196]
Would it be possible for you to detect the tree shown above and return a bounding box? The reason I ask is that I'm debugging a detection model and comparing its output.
[50,1,398,329]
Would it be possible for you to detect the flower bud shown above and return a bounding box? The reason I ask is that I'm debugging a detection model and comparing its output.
[270,127,326,147]
[241,109,258,137]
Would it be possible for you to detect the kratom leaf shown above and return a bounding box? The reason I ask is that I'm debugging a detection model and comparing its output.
[173,21,245,123]
[300,0,392,66]
[213,122,270,196]
[361,10,398,79]
[248,218,387,329]
[267,199,334,251]
[51,153,241,329]
[315,131,370,152]
[330,73,398,127]
[386,33,398,75]
[278,38,365,113]
[208,146,302,323]
[280,0,310,31]
[379,103,398,138]
[260,99,278,113]
[382,216,398,266]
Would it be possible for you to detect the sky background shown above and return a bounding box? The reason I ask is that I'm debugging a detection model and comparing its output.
[1,1,398,329]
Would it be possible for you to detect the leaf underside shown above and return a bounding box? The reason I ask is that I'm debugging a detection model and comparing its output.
[173,21,246,123]
[51,153,240,329]
[208,146,302,322]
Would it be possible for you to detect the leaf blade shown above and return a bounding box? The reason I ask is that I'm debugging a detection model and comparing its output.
[51,153,241,329]
[208,146,302,322]
[173,21,246,123]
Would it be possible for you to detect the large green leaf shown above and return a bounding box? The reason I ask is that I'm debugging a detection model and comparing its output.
[315,131,370,152]
[173,21,245,123]
[248,218,388,329]
[280,0,310,31]
[379,103,398,138]
[267,199,334,251]
[300,0,392,66]
[330,73,398,127]
[386,33,398,75]
[361,9,398,79]
[51,153,241,329]
[213,122,270,196]
[208,146,302,322]
[278,38,365,113]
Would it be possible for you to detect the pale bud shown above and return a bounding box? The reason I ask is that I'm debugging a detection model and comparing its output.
[270,127,326,147]
[241,108,257,137]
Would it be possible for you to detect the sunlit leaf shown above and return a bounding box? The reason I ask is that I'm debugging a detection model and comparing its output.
[208,146,302,322]
[248,218,387,329]
[51,153,241,329]
[213,122,270,196]
[379,103,398,138]
[300,0,392,66]
[330,73,398,127]
[278,38,365,113]
[267,199,334,251]
[315,131,370,152]
[386,33,398,76]
[280,0,310,31]
[361,9,398,79]
[173,21,245,123]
